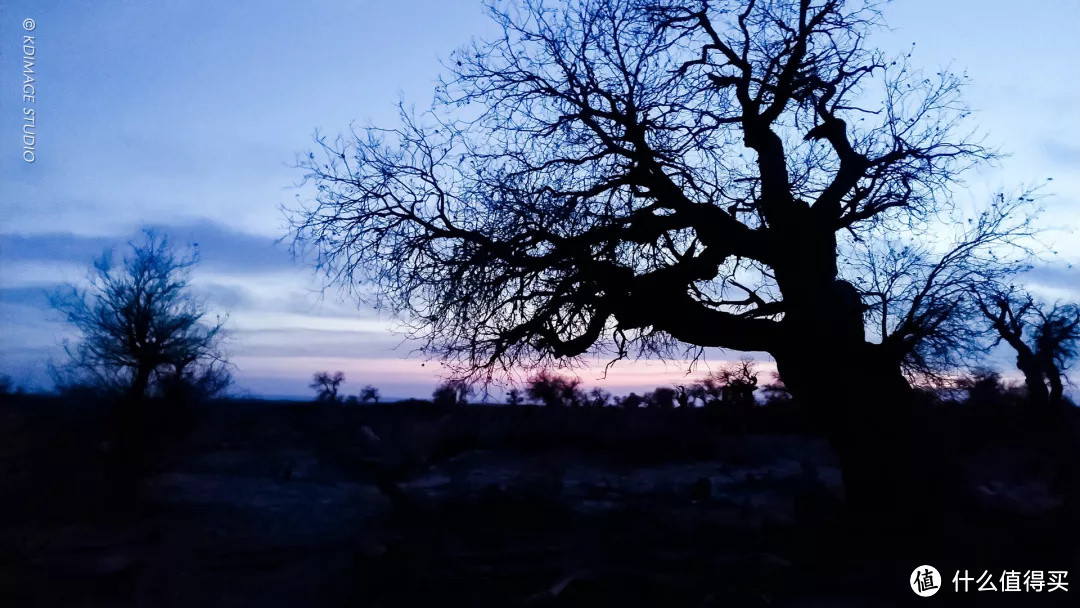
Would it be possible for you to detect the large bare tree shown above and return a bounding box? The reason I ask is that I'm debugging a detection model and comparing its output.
[289,0,1035,516]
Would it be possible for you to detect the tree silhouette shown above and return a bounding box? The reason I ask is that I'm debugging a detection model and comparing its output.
[647,386,677,409]
[588,386,612,408]
[360,384,381,404]
[975,286,1080,412]
[526,369,584,407]
[289,0,1036,515]
[433,379,470,406]
[311,371,345,402]
[51,230,229,401]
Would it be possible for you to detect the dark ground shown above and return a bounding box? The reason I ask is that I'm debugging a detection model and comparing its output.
[1,395,1077,607]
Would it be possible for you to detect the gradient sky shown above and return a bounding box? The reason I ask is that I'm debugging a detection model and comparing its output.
[1,1,1077,399]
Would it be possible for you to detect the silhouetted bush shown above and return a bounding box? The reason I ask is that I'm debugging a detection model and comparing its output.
[155,361,232,404]
[360,384,380,404]
[587,387,611,408]
[526,370,584,407]
[618,392,644,409]
[311,371,345,403]
[433,379,470,406]
[646,387,677,409]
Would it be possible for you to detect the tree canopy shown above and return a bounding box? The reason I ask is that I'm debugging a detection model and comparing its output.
[289,0,1033,385]
[51,231,230,400]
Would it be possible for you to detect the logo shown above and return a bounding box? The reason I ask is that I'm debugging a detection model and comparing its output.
[911,565,941,597]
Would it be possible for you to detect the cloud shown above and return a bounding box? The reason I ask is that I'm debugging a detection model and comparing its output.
[0,285,56,309]
[1023,263,1079,297]
[0,219,301,280]
[230,327,413,359]
[1040,140,1080,168]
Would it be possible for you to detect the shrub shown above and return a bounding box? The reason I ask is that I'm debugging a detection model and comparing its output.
[311,371,345,403]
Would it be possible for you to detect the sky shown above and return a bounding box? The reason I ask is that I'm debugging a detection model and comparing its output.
[1,1,1078,399]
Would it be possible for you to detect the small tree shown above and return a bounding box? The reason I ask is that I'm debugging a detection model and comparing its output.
[619,392,644,410]
[51,230,229,401]
[647,386,677,409]
[359,384,380,404]
[690,360,760,407]
[311,371,345,402]
[433,379,470,406]
[587,387,611,408]
[526,369,583,407]
[507,388,523,406]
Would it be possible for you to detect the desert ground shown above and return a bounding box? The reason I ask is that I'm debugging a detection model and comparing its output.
[2,395,1076,606]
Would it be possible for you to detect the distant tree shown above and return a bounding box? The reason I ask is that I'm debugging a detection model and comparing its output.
[685,384,708,409]
[619,392,644,410]
[760,372,793,405]
[717,360,760,406]
[433,379,470,406]
[311,371,345,403]
[647,386,677,409]
[675,386,690,409]
[690,360,760,407]
[51,230,229,401]
[587,387,611,408]
[507,387,523,406]
[526,369,583,407]
[974,286,1080,411]
[956,368,1007,408]
[360,384,381,404]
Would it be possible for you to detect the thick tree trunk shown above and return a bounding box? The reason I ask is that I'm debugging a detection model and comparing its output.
[108,364,153,512]
[1015,352,1050,412]
[776,343,943,514]
[130,364,153,401]
[1047,368,1065,409]
[770,269,949,554]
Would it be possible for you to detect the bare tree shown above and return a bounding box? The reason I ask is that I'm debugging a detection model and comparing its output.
[51,231,229,401]
[526,369,584,407]
[647,386,678,409]
[588,386,612,407]
[360,384,381,404]
[845,191,1038,385]
[289,0,1036,515]
[974,286,1080,411]
[311,371,345,402]
[433,378,471,406]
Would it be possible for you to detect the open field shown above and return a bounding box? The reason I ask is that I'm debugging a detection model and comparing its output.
[1,395,1077,606]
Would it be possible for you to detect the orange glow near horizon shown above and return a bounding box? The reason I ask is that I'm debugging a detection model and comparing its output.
[231,354,780,399]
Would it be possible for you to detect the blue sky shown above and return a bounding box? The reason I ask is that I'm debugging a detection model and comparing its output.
[1,1,1077,398]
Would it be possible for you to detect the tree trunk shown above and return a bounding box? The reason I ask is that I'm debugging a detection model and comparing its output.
[771,272,949,554]
[1047,367,1065,409]
[130,364,153,401]
[1015,352,1050,412]
[777,347,942,507]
